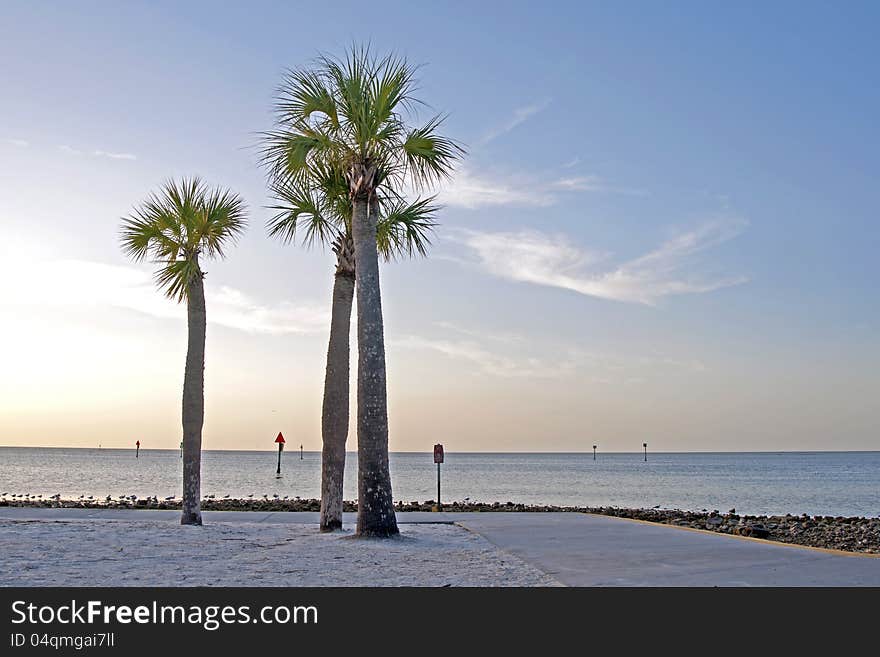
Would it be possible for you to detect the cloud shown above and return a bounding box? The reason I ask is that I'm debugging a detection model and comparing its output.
[94,150,136,160]
[452,219,748,304]
[393,335,575,379]
[434,321,524,345]
[551,175,606,192]
[477,98,552,145]
[561,157,581,168]
[436,167,557,209]
[393,327,708,380]
[436,167,633,209]
[6,139,28,147]
[3,258,328,334]
[57,145,136,160]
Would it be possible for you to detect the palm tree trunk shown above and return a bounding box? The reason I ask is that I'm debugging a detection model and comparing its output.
[181,260,205,526]
[319,240,355,531]
[352,194,399,537]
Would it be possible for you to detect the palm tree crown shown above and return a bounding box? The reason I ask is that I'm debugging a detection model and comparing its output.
[267,164,439,263]
[120,177,247,300]
[261,46,463,199]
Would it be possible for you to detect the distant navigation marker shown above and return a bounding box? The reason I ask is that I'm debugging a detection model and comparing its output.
[275,432,286,477]
[643,442,648,462]
[593,445,597,461]
[300,444,303,460]
[179,440,183,459]
[136,440,140,459]
[433,444,444,511]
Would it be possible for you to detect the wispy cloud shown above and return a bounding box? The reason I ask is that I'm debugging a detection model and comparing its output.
[393,326,709,380]
[436,167,635,209]
[561,157,581,168]
[3,259,328,334]
[436,166,556,208]
[550,175,606,192]
[6,138,28,147]
[57,145,136,160]
[94,150,136,160]
[434,321,525,345]
[477,98,552,145]
[452,219,748,304]
[393,334,575,378]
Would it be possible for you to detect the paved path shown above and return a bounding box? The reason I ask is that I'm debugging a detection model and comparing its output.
[2,508,878,586]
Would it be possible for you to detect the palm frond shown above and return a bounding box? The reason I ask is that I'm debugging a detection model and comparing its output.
[267,174,342,248]
[119,178,248,302]
[377,195,439,260]
[403,115,463,188]
[276,67,339,129]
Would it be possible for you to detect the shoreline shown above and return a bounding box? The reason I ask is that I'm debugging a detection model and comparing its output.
[3,498,878,554]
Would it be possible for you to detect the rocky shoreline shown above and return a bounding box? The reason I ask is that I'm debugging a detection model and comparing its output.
[2,497,878,554]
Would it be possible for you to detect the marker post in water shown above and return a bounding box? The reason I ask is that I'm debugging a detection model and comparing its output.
[300,444,303,460]
[275,432,286,477]
[136,440,140,459]
[179,441,183,459]
[593,444,597,461]
[643,442,648,462]
[433,444,444,511]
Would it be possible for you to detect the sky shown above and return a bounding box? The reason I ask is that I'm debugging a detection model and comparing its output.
[1,1,877,452]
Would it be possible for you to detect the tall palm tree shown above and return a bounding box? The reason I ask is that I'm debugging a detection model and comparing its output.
[263,47,461,536]
[120,178,247,526]
[267,164,438,531]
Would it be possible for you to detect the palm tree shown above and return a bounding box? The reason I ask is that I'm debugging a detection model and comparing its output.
[263,47,461,536]
[120,178,247,526]
[267,163,438,532]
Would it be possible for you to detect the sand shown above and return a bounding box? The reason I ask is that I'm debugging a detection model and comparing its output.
[0,518,559,587]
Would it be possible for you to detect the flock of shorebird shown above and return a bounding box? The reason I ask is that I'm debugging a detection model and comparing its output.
[1,492,301,502]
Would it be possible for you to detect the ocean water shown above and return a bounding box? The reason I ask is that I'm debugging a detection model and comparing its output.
[0,448,878,517]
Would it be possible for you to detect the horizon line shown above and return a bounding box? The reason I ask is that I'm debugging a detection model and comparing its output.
[1,445,878,455]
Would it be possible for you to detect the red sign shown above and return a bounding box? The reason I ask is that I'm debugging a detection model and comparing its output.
[275,432,286,444]
[433,444,444,464]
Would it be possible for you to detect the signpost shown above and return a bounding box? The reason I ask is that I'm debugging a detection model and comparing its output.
[433,444,444,511]
[275,432,286,477]
[135,440,140,459]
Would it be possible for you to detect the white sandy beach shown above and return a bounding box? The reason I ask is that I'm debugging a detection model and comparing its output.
[0,518,558,587]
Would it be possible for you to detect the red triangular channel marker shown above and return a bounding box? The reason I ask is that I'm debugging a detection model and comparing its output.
[275,432,285,444]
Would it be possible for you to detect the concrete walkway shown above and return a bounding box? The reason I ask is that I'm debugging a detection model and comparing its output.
[2,508,878,586]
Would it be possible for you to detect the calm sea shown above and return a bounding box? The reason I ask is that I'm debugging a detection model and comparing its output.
[0,448,878,517]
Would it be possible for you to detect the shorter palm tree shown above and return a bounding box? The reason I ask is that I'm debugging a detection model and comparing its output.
[267,164,436,531]
[120,177,247,526]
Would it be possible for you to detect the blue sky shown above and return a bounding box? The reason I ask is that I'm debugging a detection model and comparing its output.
[1,1,877,451]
